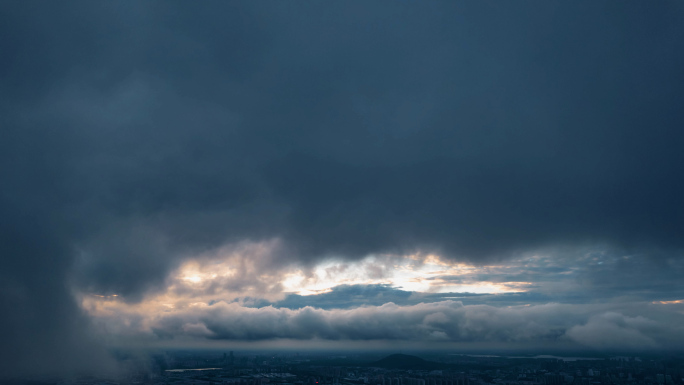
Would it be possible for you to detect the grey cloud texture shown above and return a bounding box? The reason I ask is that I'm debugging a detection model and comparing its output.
[2,0,684,376]
[100,301,684,352]
[3,1,683,297]
[564,313,661,350]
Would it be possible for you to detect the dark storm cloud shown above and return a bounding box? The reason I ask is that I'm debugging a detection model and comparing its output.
[5,0,684,292]
[2,0,684,375]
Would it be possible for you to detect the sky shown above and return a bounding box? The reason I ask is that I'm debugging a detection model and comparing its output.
[2,0,684,378]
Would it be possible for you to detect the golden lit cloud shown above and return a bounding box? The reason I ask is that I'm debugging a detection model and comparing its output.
[82,244,535,327]
[653,299,684,305]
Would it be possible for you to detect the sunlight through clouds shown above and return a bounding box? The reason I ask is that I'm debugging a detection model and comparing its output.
[171,251,533,299]
[82,245,539,327]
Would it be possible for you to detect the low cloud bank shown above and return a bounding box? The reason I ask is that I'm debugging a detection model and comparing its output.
[94,300,684,351]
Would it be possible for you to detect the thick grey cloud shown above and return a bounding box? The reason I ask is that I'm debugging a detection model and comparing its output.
[106,301,684,351]
[4,0,684,294]
[2,0,684,375]
[0,117,114,376]
[564,312,661,350]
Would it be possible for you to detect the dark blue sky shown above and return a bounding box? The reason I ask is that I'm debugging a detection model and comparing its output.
[1,0,684,377]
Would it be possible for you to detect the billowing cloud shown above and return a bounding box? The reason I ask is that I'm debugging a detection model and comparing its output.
[564,313,660,350]
[89,300,684,351]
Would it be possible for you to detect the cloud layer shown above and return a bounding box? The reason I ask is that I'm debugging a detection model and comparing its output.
[90,300,684,352]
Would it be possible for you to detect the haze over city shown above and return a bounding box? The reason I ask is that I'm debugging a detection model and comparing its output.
[1,1,684,382]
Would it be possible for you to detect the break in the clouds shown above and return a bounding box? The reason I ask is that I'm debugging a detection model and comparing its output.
[2,0,684,378]
[80,249,684,351]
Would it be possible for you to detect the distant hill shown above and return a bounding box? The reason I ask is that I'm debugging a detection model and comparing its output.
[369,354,442,370]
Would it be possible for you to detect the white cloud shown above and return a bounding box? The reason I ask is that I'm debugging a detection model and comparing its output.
[564,312,660,350]
[89,299,684,351]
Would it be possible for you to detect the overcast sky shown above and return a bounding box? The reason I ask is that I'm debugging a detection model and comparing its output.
[2,0,684,378]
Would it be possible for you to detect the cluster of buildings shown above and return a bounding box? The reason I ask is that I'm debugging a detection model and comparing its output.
[44,352,684,385]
